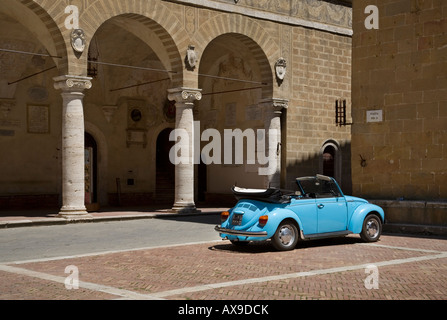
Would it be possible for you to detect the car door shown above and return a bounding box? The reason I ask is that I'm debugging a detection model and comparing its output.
[316,196,348,233]
[289,198,318,235]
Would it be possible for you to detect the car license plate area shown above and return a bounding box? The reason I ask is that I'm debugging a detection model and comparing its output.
[232,214,243,226]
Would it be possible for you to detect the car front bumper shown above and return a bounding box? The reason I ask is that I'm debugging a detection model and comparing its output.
[214,226,268,238]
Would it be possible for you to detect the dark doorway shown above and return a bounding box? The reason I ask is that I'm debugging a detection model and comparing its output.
[322,145,335,178]
[85,132,98,205]
[156,128,175,203]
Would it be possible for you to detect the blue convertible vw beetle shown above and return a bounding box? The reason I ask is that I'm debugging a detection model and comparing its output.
[215,175,385,251]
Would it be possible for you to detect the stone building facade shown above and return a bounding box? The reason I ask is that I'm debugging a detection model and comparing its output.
[351,1,447,229]
[0,0,352,218]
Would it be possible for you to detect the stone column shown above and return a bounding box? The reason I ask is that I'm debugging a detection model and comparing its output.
[167,87,202,213]
[54,75,92,220]
[259,98,288,188]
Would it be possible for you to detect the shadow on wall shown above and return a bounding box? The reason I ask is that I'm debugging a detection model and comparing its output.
[285,142,352,195]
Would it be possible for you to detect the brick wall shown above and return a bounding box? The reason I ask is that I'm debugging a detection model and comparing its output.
[286,27,352,192]
[351,0,447,200]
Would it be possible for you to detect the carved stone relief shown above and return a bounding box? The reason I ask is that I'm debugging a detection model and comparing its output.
[185,45,198,71]
[71,29,86,53]
[173,0,352,29]
[275,57,287,86]
[243,0,352,27]
[185,7,197,34]
[279,24,291,91]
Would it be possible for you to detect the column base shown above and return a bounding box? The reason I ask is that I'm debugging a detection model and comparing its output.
[171,202,201,214]
[57,208,93,220]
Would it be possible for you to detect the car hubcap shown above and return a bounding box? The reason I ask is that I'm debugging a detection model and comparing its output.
[279,226,295,246]
[366,219,379,238]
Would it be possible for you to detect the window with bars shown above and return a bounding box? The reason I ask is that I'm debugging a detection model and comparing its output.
[335,99,352,126]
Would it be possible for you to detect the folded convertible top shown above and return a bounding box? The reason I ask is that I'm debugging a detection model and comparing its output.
[231,186,289,203]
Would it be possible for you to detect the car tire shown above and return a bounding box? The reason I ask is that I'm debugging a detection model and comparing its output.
[360,214,382,242]
[272,221,299,251]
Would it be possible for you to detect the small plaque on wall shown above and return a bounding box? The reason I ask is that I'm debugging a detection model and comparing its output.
[27,105,49,133]
[126,128,147,148]
[366,110,383,123]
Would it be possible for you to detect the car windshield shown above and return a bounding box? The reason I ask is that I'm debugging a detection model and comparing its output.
[296,176,342,198]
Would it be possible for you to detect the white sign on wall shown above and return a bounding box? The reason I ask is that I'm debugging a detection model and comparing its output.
[366,110,383,123]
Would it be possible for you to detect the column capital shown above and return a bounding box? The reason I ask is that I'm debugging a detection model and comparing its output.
[167,87,202,104]
[259,98,289,111]
[54,75,92,92]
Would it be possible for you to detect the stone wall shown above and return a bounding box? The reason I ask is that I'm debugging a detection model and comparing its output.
[372,200,447,236]
[351,0,447,201]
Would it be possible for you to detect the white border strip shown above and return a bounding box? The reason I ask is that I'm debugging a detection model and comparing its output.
[358,242,445,254]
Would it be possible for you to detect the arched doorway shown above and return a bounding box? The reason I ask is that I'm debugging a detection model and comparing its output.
[85,132,98,210]
[155,128,175,204]
[320,141,342,183]
[322,145,336,178]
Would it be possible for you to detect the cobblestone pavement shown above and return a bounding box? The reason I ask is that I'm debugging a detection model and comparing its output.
[0,234,446,302]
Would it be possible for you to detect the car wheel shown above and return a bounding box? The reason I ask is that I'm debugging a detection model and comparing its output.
[360,214,382,242]
[272,221,299,251]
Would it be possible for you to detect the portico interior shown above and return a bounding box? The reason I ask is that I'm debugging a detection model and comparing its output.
[0,0,352,218]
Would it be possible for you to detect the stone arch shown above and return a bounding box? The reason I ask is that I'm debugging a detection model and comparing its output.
[320,140,342,183]
[80,1,185,85]
[195,14,279,97]
[1,0,68,73]
[196,31,278,197]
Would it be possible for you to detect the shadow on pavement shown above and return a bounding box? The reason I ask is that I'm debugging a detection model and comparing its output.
[157,213,221,226]
[209,236,363,254]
